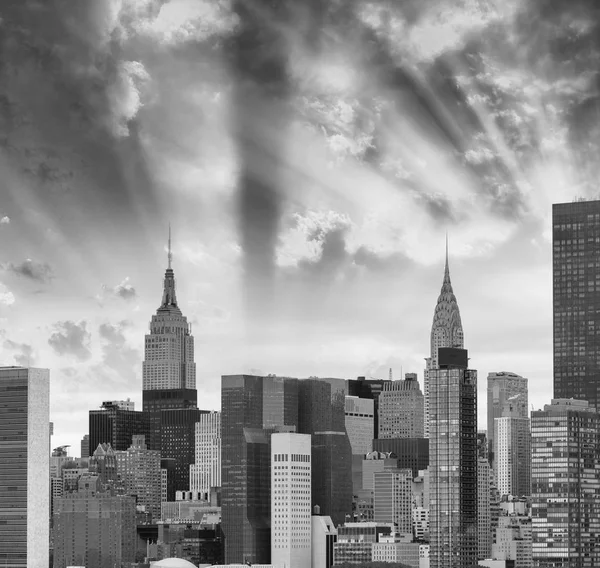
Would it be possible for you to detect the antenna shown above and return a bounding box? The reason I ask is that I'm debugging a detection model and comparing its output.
[168,223,172,269]
[389,368,392,381]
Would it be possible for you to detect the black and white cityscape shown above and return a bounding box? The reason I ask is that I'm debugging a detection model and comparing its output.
[2,1,600,568]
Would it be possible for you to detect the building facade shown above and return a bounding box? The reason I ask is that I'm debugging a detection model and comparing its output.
[344,395,374,455]
[373,468,413,535]
[89,403,150,452]
[494,410,531,498]
[271,433,312,568]
[0,366,50,568]
[553,200,600,411]
[378,375,425,439]
[190,411,221,497]
[54,475,136,568]
[531,399,600,567]
[478,458,492,561]
[427,251,478,568]
[311,513,337,568]
[372,437,429,478]
[487,372,528,465]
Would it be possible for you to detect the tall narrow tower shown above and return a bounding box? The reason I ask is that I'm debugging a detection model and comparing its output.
[142,228,197,411]
[426,246,478,568]
[423,238,464,437]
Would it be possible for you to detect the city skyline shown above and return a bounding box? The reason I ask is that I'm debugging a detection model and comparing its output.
[2,0,600,453]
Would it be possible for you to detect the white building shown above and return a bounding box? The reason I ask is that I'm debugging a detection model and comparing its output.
[494,412,531,498]
[412,507,429,541]
[0,367,50,568]
[189,411,221,496]
[311,513,337,568]
[271,433,312,568]
[345,396,374,455]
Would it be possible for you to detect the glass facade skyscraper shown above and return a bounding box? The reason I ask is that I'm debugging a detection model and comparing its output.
[426,250,478,568]
[553,200,600,410]
[531,399,600,567]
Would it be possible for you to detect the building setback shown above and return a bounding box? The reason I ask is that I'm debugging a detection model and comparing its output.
[553,200,600,410]
[531,399,600,567]
[0,366,50,568]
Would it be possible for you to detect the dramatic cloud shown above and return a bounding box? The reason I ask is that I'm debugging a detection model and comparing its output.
[97,321,140,381]
[3,259,54,283]
[100,277,137,301]
[0,283,15,307]
[3,339,35,366]
[48,321,92,361]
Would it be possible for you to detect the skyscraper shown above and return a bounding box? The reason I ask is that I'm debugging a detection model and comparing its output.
[426,250,478,568]
[190,411,221,497]
[142,228,197,414]
[424,241,464,438]
[553,200,600,410]
[487,371,528,465]
[378,374,425,439]
[89,401,150,452]
[0,366,50,568]
[531,398,600,567]
[271,433,312,568]
[344,396,374,455]
[373,468,413,535]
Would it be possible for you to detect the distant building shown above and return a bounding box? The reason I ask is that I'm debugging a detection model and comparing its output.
[487,372,528,466]
[80,434,90,458]
[89,402,150,452]
[552,200,600,411]
[115,434,161,519]
[345,395,374,455]
[101,398,135,411]
[373,468,413,535]
[531,398,600,567]
[271,433,312,568]
[333,522,395,565]
[492,508,532,567]
[53,474,136,568]
[311,512,337,568]
[0,366,50,568]
[190,411,221,497]
[378,374,425,439]
[478,458,492,560]
[372,438,429,477]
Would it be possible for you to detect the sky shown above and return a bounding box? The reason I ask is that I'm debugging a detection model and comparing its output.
[1,0,600,455]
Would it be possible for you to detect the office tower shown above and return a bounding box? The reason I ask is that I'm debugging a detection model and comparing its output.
[89,401,150,451]
[477,458,492,561]
[115,435,161,519]
[311,511,338,568]
[347,377,388,437]
[427,249,478,568]
[345,395,374,454]
[221,374,299,565]
[378,374,425,439]
[142,229,196,413]
[423,244,464,439]
[372,437,429,477]
[88,442,119,486]
[373,468,413,535]
[271,433,312,568]
[493,401,531,498]
[190,411,221,497]
[487,372,528,464]
[54,474,136,568]
[531,398,600,567]
[553,200,600,410]
[80,434,89,458]
[0,366,50,568]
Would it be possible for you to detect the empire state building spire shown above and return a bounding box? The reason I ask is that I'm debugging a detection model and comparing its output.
[158,225,181,315]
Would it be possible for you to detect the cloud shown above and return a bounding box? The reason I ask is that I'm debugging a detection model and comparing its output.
[3,259,54,283]
[3,339,35,366]
[0,216,9,224]
[100,277,137,301]
[0,283,15,307]
[97,321,140,381]
[48,321,92,361]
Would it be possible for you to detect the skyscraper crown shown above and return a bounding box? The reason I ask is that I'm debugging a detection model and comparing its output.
[430,237,464,365]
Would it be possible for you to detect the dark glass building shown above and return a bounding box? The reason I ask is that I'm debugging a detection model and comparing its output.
[88,403,150,453]
[372,438,429,477]
[553,200,600,410]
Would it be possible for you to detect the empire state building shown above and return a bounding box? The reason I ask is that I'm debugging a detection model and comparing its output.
[142,230,197,412]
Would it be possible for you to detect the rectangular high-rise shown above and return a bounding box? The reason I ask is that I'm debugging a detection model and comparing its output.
[553,200,600,409]
[0,366,50,568]
[531,398,600,567]
[190,411,221,497]
[378,374,425,439]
